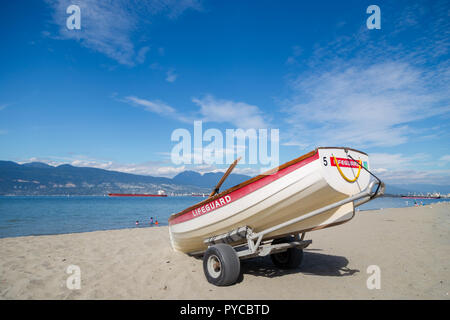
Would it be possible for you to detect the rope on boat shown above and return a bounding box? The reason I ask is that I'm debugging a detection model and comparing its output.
[346,153,383,199]
[332,154,362,183]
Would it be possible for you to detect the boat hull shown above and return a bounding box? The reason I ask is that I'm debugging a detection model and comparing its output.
[169,147,371,254]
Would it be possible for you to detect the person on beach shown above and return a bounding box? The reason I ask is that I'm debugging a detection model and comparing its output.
[135,220,139,225]
[155,219,159,226]
[150,217,154,225]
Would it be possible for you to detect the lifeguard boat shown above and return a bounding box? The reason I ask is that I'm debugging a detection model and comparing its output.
[168,147,384,285]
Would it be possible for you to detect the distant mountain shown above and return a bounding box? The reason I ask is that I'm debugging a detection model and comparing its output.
[386,183,450,195]
[21,162,53,168]
[172,170,250,190]
[0,161,251,196]
[383,184,411,195]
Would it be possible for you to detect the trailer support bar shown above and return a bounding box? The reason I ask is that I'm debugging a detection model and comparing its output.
[200,179,384,259]
[247,180,383,251]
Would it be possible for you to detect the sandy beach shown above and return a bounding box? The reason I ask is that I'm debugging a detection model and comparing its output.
[0,202,449,300]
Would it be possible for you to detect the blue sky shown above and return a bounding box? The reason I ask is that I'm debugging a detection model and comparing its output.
[0,0,449,184]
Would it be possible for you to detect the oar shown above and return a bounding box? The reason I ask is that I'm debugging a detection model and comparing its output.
[209,157,242,198]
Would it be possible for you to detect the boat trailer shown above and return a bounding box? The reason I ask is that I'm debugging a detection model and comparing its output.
[197,179,385,286]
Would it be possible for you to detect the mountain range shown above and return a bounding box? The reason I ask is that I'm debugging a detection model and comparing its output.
[0,160,449,196]
[0,161,250,196]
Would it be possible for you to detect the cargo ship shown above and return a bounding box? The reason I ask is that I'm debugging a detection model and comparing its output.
[108,190,167,197]
[108,193,167,197]
[401,195,440,199]
[401,192,440,199]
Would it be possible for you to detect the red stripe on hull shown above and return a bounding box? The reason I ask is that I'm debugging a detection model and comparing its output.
[169,152,319,225]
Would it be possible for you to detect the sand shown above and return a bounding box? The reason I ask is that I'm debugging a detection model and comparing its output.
[0,202,449,300]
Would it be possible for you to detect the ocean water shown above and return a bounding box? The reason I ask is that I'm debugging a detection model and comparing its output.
[0,196,200,238]
[356,196,449,211]
[0,195,448,238]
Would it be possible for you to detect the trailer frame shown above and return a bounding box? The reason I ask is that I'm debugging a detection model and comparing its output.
[197,179,384,260]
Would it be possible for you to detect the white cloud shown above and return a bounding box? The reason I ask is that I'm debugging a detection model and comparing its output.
[102,161,187,177]
[231,167,260,177]
[166,69,178,83]
[282,61,449,149]
[370,153,431,171]
[375,169,450,185]
[121,96,192,123]
[363,152,450,185]
[439,155,450,164]
[124,96,176,115]
[121,94,270,129]
[20,156,182,177]
[45,0,202,66]
[19,152,449,184]
[17,155,260,179]
[280,1,450,152]
[193,95,268,129]
[184,164,260,177]
[281,140,309,149]
[136,46,150,64]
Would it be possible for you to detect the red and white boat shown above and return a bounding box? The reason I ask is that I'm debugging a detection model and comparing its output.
[169,147,383,255]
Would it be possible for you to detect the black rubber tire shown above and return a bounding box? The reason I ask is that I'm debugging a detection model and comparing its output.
[203,244,240,286]
[270,236,304,269]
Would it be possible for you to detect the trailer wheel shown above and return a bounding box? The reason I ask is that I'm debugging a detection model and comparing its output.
[203,244,240,286]
[270,237,304,269]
